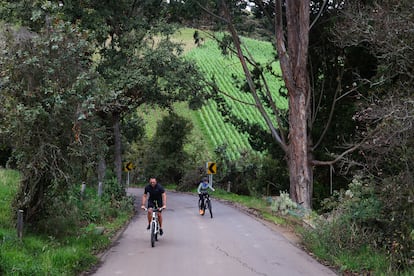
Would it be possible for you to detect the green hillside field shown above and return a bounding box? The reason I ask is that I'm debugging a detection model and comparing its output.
[138,29,287,160]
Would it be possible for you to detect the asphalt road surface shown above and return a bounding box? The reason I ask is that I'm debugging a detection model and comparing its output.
[90,188,336,276]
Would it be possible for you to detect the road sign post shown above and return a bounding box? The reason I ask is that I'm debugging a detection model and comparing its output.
[127,171,130,189]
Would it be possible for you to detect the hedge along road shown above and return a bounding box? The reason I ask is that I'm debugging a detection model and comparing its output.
[89,188,336,276]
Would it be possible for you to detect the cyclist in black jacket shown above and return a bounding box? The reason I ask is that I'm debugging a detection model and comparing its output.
[141,177,167,235]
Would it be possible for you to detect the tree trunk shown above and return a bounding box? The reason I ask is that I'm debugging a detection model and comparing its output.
[221,0,313,208]
[113,111,122,185]
[275,0,312,208]
[288,89,313,209]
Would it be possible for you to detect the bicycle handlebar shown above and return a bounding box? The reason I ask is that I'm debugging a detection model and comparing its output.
[142,207,164,212]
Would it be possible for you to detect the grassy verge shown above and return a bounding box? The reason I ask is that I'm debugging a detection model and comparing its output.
[0,169,134,276]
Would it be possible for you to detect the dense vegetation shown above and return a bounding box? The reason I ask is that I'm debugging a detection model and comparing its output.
[0,169,133,275]
[0,0,412,275]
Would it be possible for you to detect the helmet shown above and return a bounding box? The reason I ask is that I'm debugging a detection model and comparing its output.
[202,177,208,182]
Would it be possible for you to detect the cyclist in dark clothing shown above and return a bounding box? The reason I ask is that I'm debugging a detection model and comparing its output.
[141,177,167,235]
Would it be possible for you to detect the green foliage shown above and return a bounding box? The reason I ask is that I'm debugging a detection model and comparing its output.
[0,169,20,228]
[0,9,107,223]
[186,35,287,160]
[211,147,289,197]
[102,177,127,203]
[34,178,133,237]
[271,191,298,216]
[303,174,414,273]
[121,113,146,143]
[320,1,414,271]
[0,169,134,275]
[144,112,193,183]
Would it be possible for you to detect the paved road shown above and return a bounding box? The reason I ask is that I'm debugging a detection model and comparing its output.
[91,188,336,276]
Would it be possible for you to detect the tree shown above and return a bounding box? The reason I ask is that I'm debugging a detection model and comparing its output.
[0,8,105,222]
[61,0,206,184]
[331,1,414,267]
[214,1,312,208]
[196,0,360,209]
[144,112,193,183]
[0,0,207,223]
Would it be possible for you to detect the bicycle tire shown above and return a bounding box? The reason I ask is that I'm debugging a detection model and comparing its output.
[207,199,213,218]
[199,198,205,215]
[151,221,156,247]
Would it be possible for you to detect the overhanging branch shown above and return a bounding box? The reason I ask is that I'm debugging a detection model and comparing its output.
[311,142,362,166]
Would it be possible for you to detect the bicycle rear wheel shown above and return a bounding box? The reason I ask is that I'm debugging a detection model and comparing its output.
[151,221,156,247]
[207,199,213,218]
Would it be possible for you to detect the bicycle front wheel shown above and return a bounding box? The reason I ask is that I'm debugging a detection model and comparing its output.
[199,198,205,215]
[151,221,156,247]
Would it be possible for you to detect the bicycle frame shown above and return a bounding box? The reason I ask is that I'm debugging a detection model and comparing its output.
[199,192,213,218]
[145,207,163,247]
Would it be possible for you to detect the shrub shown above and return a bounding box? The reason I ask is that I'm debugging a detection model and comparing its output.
[304,174,414,273]
[33,178,134,237]
[271,191,297,215]
[213,148,289,197]
[177,166,204,191]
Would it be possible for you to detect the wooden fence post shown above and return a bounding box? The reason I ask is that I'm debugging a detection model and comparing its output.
[98,181,103,197]
[17,209,24,240]
[80,181,86,200]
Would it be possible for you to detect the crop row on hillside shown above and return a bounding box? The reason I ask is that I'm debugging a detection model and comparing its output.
[186,35,287,160]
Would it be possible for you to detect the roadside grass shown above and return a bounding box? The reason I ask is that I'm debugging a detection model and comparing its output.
[0,169,134,276]
[0,169,20,228]
[302,233,392,275]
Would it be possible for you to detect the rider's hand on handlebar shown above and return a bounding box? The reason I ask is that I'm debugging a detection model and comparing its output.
[162,205,166,210]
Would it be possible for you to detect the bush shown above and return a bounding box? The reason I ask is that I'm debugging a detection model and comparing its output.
[33,179,134,237]
[212,148,289,197]
[304,174,414,273]
[102,177,126,203]
[177,166,204,191]
[271,191,297,215]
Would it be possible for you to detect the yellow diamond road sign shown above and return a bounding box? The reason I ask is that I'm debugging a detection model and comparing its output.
[125,162,134,172]
[207,162,216,174]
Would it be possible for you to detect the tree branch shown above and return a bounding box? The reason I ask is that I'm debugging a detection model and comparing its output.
[207,80,257,106]
[310,0,329,30]
[221,0,288,153]
[311,142,362,166]
[196,2,229,24]
[312,67,343,150]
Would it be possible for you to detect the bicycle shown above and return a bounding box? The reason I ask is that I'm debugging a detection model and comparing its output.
[143,206,164,247]
[198,192,213,218]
